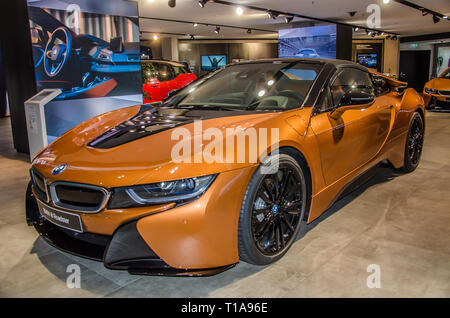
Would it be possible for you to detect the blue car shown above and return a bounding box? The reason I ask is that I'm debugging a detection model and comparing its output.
[295,49,320,58]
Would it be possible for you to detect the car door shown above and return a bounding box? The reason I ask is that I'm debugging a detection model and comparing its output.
[172,65,197,89]
[310,67,393,185]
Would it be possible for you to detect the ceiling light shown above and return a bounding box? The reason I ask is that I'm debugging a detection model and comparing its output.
[433,15,440,23]
[214,26,220,34]
[247,28,252,34]
[236,7,244,15]
[354,26,360,31]
[153,34,158,40]
[443,16,449,19]
[371,32,376,37]
[198,0,208,8]
[383,0,390,4]
[285,16,294,23]
[193,23,198,27]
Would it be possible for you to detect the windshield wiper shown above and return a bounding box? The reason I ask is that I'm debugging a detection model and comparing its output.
[176,104,244,111]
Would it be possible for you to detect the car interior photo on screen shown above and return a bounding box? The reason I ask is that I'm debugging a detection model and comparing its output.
[1,0,450,300]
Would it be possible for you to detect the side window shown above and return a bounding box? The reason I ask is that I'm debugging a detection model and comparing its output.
[172,65,188,77]
[330,68,375,106]
[141,62,158,84]
[154,63,175,82]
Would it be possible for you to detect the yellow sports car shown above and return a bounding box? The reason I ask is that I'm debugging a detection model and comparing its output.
[26,59,425,276]
[423,67,450,109]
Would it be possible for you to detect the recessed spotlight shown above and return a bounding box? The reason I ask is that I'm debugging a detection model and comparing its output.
[214,26,220,34]
[354,26,360,31]
[383,0,390,4]
[153,34,158,40]
[193,23,198,27]
[198,0,208,8]
[247,28,252,34]
[236,7,244,15]
[444,16,449,19]
[284,16,294,23]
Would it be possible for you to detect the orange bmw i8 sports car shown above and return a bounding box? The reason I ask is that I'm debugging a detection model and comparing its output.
[26,59,425,276]
[423,67,450,109]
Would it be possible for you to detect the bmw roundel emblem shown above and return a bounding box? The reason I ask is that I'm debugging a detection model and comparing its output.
[52,164,68,175]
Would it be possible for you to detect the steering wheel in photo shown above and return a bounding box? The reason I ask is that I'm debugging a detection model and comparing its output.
[44,27,72,77]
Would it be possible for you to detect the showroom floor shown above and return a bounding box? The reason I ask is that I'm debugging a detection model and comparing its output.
[0,111,449,298]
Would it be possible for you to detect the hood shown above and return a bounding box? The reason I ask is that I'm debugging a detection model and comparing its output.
[32,104,284,188]
[426,77,450,90]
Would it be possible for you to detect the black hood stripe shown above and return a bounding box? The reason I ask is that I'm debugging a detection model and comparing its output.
[88,105,265,149]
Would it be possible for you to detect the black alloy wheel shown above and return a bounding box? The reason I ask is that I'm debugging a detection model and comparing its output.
[238,153,308,265]
[403,112,424,172]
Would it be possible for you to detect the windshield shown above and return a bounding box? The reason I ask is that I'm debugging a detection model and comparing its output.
[167,61,321,111]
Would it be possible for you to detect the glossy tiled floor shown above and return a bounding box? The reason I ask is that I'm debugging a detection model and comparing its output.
[0,111,449,297]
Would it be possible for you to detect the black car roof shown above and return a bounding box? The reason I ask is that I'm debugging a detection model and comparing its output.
[233,58,367,72]
[141,59,186,67]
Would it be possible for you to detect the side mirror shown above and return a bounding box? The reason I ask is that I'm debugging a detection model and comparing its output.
[164,88,181,100]
[330,91,375,120]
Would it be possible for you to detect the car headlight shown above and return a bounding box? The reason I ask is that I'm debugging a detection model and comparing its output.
[108,174,217,209]
[425,87,437,94]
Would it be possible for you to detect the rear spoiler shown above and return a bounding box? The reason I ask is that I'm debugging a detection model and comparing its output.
[367,68,408,89]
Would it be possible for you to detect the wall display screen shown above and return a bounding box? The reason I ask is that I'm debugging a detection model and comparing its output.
[201,55,227,71]
[278,25,337,59]
[357,53,378,69]
[27,0,142,142]
[436,46,450,77]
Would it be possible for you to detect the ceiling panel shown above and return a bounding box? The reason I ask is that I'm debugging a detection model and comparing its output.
[137,0,450,39]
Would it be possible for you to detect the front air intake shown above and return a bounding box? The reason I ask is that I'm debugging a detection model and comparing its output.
[49,182,110,213]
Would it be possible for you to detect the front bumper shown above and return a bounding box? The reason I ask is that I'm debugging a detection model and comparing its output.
[26,167,254,276]
[26,184,235,276]
[423,92,450,108]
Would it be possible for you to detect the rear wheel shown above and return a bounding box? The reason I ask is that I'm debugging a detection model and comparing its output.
[238,153,308,265]
[402,112,424,172]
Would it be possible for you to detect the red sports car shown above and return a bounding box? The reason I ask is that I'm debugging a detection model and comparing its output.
[141,60,197,103]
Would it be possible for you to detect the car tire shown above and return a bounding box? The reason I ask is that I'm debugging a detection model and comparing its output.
[402,112,424,173]
[237,153,309,265]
